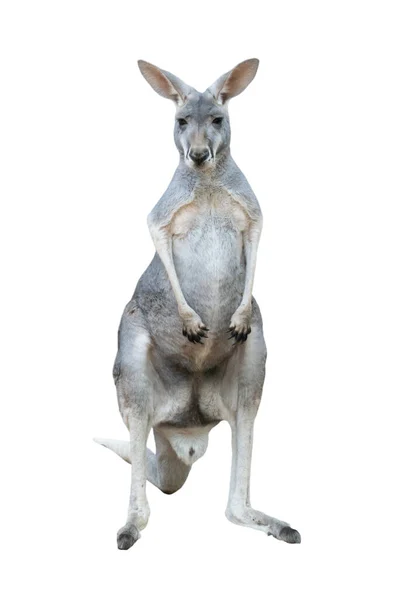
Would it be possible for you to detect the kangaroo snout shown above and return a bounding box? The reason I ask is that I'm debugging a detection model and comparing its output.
[189,148,210,166]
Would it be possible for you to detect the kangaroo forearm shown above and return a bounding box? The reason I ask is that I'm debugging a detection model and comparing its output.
[157,247,188,311]
[149,224,188,312]
[240,225,262,307]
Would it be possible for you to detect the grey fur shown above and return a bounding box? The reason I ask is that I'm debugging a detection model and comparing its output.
[95,59,300,548]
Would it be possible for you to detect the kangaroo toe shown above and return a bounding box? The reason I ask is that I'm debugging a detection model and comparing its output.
[117,525,140,550]
[276,526,301,544]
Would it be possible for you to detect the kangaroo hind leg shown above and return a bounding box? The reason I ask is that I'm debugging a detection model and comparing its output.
[114,306,154,550]
[225,328,301,543]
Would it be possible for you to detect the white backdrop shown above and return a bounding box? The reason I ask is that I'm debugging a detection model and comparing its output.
[1,1,403,598]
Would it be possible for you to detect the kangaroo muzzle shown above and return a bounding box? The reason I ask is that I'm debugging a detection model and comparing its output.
[189,148,210,166]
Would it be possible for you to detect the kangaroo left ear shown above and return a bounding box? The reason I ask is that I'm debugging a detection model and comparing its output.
[207,58,259,104]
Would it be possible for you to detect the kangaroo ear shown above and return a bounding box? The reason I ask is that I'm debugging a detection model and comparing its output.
[138,60,191,106]
[207,58,259,104]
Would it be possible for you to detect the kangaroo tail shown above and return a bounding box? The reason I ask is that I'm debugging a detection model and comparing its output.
[93,438,131,464]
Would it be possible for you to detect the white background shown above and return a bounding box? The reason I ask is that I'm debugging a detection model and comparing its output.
[1,1,403,598]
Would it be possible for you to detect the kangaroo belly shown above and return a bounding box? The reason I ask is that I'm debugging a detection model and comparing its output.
[173,220,245,324]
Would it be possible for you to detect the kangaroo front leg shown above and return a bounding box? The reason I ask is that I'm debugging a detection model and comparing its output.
[117,412,151,550]
[229,220,262,343]
[148,221,208,343]
[226,407,301,544]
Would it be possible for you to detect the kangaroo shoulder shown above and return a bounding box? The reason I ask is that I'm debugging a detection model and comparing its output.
[147,167,197,230]
[220,160,262,223]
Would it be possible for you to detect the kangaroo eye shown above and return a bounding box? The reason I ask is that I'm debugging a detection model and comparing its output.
[177,118,188,127]
[212,117,223,125]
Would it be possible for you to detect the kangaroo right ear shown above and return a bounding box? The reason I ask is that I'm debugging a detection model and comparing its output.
[138,60,191,106]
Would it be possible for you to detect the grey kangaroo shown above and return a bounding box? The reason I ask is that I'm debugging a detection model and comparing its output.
[95,58,301,549]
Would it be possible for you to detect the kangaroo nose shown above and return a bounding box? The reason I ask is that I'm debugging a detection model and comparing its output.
[189,149,210,165]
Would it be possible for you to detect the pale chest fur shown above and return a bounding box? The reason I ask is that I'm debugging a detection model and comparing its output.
[170,186,250,237]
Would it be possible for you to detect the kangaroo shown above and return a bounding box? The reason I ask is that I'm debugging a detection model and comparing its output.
[94,58,301,549]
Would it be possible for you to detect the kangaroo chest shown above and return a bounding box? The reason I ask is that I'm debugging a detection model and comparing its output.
[170,186,250,238]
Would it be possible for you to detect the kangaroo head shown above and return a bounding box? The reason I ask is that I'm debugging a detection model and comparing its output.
[138,59,259,170]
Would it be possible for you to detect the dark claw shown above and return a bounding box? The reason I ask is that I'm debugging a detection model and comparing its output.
[201,326,209,331]
[228,325,251,343]
[278,526,301,544]
[117,533,136,550]
[184,329,205,344]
